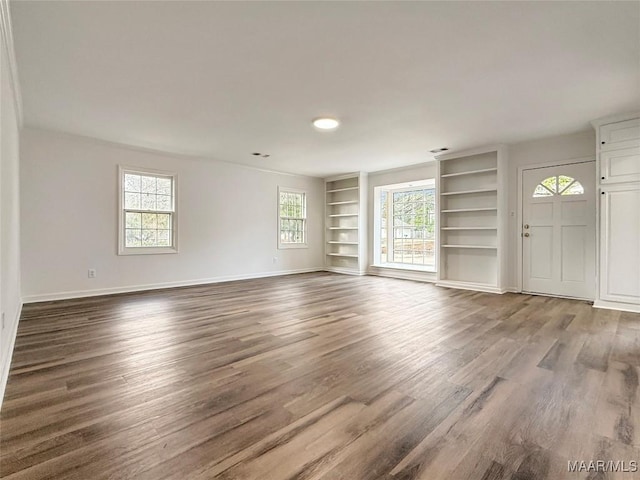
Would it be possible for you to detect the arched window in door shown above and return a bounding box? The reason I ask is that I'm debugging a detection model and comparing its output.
[533,175,584,198]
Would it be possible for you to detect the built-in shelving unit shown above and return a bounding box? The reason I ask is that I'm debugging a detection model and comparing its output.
[436,145,507,293]
[324,172,368,275]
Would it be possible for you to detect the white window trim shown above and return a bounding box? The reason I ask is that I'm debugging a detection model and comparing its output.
[278,186,308,249]
[118,165,179,255]
[373,179,436,272]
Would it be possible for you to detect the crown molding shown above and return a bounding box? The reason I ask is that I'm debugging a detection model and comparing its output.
[0,0,23,127]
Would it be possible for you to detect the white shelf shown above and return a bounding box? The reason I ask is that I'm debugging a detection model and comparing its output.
[329,213,359,217]
[327,201,358,205]
[326,186,359,193]
[440,168,497,178]
[328,226,358,230]
[441,227,497,230]
[440,188,497,196]
[327,241,359,245]
[442,244,497,249]
[326,253,359,258]
[441,207,497,213]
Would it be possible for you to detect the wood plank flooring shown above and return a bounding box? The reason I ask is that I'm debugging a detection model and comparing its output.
[1,272,639,479]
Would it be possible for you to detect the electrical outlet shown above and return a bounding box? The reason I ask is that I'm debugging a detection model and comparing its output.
[1,312,5,330]
[88,269,96,278]
[272,257,278,264]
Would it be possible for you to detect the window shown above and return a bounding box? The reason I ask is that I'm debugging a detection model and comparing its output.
[118,166,177,255]
[374,179,436,271]
[278,187,307,248]
[533,175,584,197]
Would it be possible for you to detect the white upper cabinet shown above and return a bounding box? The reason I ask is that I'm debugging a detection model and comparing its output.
[595,117,640,185]
[600,146,640,184]
[599,118,640,151]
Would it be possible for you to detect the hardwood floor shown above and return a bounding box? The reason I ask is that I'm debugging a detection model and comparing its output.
[1,272,639,479]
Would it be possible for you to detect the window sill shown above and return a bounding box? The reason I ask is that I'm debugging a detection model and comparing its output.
[278,243,308,250]
[118,247,178,255]
[370,263,436,273]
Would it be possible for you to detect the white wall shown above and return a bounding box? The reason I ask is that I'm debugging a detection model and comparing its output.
[20,128,324,301]
[1,14,22,405]
[506,130,595,289]
[366,163,438,282]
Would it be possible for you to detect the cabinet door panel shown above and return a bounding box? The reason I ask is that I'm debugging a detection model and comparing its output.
[600,119,640,151]
[600,118,640,152]
[600,186,640,304]
[601,146,640,184]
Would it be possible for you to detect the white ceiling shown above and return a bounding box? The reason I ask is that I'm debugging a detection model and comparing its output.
[10,1,640,177]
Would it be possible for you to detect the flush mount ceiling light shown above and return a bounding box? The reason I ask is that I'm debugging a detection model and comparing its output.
[312,117,340,130]
[429,147,449,154]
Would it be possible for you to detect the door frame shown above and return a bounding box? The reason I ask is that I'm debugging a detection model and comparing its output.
[516,156,596,295]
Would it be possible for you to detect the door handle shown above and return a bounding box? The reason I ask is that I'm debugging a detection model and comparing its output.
[524,233,530,237]
[523,224,529,229]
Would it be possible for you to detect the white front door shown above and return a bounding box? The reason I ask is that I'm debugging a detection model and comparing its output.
[522,162,596,299]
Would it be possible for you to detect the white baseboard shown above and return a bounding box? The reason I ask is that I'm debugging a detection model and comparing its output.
[435,280,507,295]
[593,299,640,314]
[0,301,22,410]
[521,290,593,302]
[22,268,324,304]
[324,266,366,276]
[367,267,436,283]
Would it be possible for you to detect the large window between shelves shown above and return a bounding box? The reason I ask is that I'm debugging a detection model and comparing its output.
[373,179,436,272]
[118,166,177,255]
